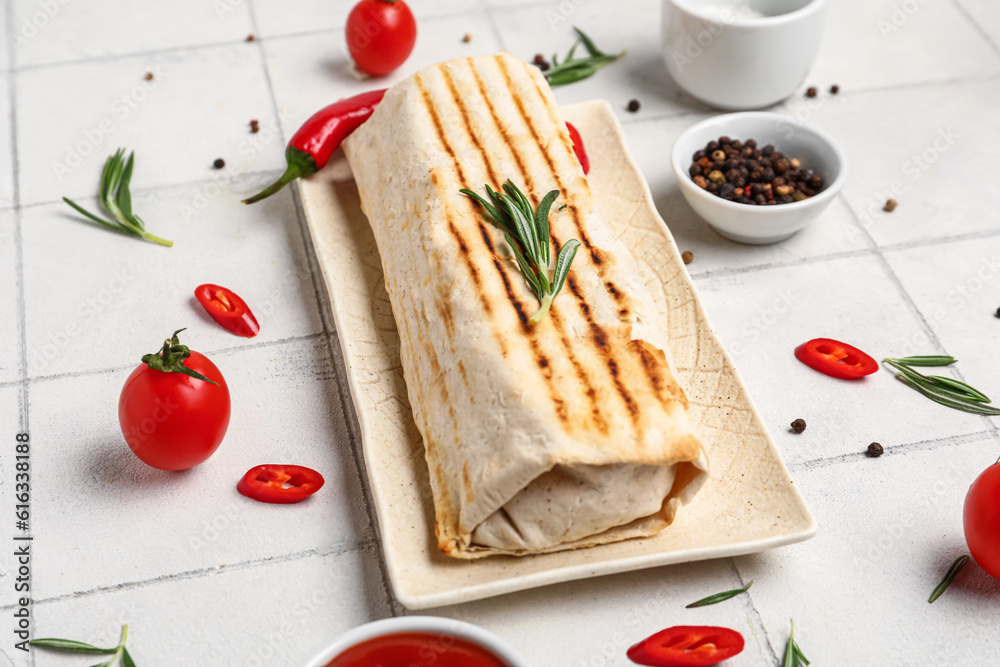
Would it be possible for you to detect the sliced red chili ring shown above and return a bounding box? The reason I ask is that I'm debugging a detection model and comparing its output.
[237,465,325,504]
[627,626,745,667]
[794,337,879,380]
[566,121,590,175]
[194,284,260,338]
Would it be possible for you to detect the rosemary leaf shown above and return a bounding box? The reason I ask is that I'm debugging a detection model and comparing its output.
[929,555,970,603]
[884,357,1000,415]
[28,639,117,654]
[685,579,753,608]
[63,149,172,247]
[544,27,625,87]
[461,181,580,323]
[782,620,809,667]
[888,355,956,367]
[925,375,990,402]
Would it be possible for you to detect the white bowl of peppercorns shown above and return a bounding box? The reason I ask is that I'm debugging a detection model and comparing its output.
[671,112,847,244]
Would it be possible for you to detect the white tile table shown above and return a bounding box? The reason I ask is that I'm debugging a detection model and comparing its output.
[2,0,999,665]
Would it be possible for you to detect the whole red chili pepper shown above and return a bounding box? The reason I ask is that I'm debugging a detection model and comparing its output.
[565,121,590,175]
[243,88,387,204]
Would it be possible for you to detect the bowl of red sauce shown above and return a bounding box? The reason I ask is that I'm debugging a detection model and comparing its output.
[303,616,530,667]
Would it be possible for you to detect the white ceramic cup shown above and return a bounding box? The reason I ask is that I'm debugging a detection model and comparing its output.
[662,0,828,109]
[302,616,531,667]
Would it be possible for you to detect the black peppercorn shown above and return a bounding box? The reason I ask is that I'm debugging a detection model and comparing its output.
[806,86,817,98]
[706,140,720,151]
[627,99,641,112]
[692,149,705,161]
[681,251,694,264]
[791,419,806,433]
[213,158,225,169]
[867,442,884,457]
[830,84,839,94]
[995,306,1000,318]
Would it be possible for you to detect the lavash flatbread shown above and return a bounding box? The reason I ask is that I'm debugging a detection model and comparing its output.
[342,52,709,558]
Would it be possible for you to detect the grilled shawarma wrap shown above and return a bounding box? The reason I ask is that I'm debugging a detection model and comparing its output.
[343,52,709,558]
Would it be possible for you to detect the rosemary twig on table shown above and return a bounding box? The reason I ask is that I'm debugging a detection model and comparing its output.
[929,554,970,603]
[883,356,1000,415]
[782,619,810,667]
[31,623,137,666]
[63,148,172,247]
[686,580,753,608]
[460,180,580,324]
[544,27,626,87]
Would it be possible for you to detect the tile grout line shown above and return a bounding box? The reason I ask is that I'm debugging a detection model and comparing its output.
[17,167,286,212]
[728,558,781,665]
[8,5,496,76]
[950,0,1000,57]
[482,0,509,52]
[838,188,1000,440]
[687,247,876,281]
[0,539,377,612]
[23,332,327,386]
[5,2,33,662]
[245,0,399,618]
[791,430,993,472]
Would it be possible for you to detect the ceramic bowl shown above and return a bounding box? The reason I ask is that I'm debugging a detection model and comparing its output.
[302,616,530,667]
[671,111,848,244]
[662,0,828,109]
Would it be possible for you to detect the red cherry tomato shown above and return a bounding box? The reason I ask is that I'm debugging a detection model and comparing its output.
[119,331,231,471]
[794,337,879,380]
[237,465,325,504]
[346,0,417,77]
[628,626,744,666]
[566,121,590,174]
[965,462,1000,580]
[194,283,260,338]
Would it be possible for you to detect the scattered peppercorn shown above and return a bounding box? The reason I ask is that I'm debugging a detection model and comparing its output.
[687,136,825,206]
[246,33,256,42]
[805,86,817,98]
[462,33,473,43]
[790,418,806,434]
[213,158,226,169]
[627,99,641,113]
[681,251,694,264]
[884,198,898,212]
[250,119,260,134]
[144,71,154,81]
[995,306,1000,318]
[867,442,884,457]
[830,84,840,94]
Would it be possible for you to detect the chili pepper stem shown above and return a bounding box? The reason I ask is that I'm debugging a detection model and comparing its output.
[242,147,318,204]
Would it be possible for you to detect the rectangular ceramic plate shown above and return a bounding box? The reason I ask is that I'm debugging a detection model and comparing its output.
[299,100,816,610]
